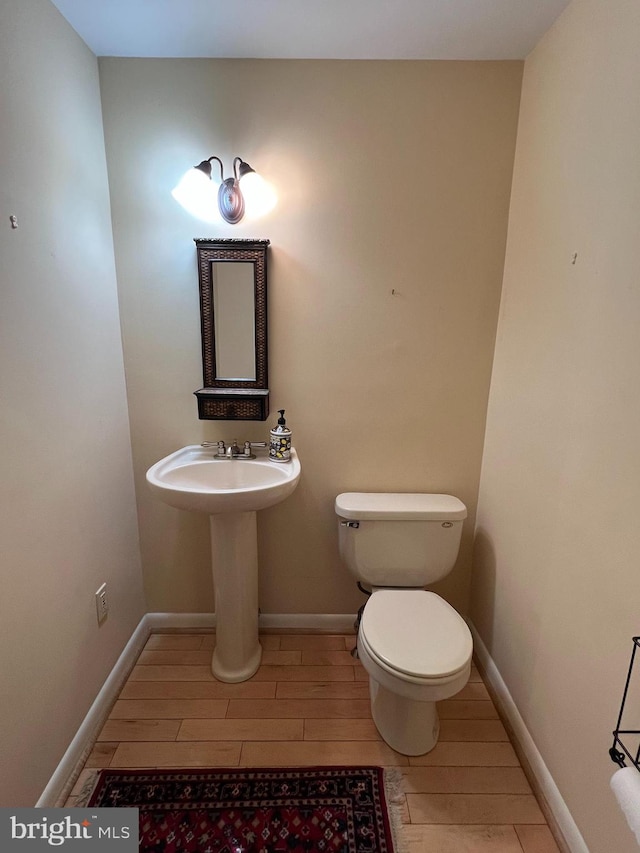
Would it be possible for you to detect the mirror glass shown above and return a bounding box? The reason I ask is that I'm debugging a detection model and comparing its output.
[194,239,269,421]
[212,261,256,380]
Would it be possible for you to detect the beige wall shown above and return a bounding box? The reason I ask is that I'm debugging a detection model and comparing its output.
[7,3,637,839]
[471,0,640,850]
[0,0,146,805]
[98,58,522,617]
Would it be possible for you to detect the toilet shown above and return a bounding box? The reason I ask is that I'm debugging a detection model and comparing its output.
[335,492,473,756]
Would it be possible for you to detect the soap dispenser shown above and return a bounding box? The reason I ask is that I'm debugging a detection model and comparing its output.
[269,409,292,462]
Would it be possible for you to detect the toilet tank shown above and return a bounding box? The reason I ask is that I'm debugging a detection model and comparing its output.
[335,493,467,588]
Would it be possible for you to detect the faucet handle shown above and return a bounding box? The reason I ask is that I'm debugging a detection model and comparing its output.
[240,441,267,458]
[201,440,226,457]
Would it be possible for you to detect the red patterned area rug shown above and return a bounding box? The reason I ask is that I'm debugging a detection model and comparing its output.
[86,766,404,853]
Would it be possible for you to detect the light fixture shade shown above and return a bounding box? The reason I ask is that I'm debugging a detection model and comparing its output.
[172,166,220,223]
[236,159,256,181]
[239,170,277,219]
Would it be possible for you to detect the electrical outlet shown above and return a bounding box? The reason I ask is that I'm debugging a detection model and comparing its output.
[95,583,109,623]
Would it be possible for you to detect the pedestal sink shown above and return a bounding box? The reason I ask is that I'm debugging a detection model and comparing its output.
[146,445,301,682]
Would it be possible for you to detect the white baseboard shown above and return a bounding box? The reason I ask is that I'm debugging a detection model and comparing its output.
[259,613,355,633]
[37,612,356,806]
[469,621,588,853]
[146,612,355,634]
[36,615,152,807]
[146,612,216,631]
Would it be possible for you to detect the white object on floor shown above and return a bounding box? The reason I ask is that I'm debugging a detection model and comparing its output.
[611,766,640,844]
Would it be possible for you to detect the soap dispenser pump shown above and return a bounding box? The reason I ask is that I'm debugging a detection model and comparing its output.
[269,409,292,462]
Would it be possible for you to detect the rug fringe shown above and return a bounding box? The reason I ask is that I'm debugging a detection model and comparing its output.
[73,770,100,807]
[383,768,409,853]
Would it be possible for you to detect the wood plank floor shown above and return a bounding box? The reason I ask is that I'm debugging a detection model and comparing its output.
[68,632,560,852]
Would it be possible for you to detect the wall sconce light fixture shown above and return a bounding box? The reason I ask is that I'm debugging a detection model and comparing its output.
[172,156,276,224]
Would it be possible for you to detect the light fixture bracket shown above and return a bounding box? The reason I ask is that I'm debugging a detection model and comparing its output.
[217,177,245,224]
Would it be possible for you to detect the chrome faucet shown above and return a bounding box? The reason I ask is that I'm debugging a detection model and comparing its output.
[201,440,267,460]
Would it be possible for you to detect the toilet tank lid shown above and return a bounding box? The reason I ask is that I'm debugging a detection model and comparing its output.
[335,493,467,521]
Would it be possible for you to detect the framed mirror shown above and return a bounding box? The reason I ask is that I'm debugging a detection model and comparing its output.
[193,238,269,420]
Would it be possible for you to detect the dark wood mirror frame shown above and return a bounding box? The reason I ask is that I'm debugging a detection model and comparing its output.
[193,238,270,421]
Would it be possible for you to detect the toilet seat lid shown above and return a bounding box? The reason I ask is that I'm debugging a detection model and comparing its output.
[360,590,472,679]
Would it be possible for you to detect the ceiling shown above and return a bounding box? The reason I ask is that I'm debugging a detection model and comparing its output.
[49,0,570,60]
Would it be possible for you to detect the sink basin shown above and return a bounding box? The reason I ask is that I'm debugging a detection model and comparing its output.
[146,445,301,514]
[146,444,301,683]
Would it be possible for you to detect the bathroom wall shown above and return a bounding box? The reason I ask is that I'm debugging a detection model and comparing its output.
[98,58,523,617]
[0,0,146,805]
[472,0,640,849]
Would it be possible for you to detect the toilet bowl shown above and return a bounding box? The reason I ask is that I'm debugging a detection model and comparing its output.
[357,588,472,754]
[335,492,473,755]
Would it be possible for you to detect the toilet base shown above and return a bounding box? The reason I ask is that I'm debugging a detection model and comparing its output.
[369,677,440,756]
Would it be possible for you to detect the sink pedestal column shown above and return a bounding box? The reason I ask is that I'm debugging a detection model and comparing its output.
[209,511,262,682]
